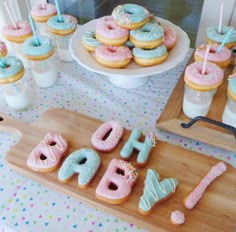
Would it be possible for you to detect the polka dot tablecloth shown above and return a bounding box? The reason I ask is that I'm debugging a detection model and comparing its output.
[0,49,235,232]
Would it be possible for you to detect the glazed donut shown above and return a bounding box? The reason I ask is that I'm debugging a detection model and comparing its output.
[91,120,124,152]
[81,30,102,52]
[132,44,168,67]
[163,26,177,50]
[21,35,55,61]
[31,3,57,23]
[47,14,78,36]
[129,22,164,49]
[95,45,132,68]
[184,61,224,91]
[58,148,101,189]
[194,44,231,69]
[112,4,149,30]
[95,16,129,46]
[183,162,227,209]
[205,25,236,48]
[27,132,68,172]
[2,21,33,43]
[0,41,7,57]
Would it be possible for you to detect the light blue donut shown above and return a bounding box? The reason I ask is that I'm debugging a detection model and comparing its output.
[206,25,236,43]
[0,56,23,80]
[82,30,102,48]
[130,22,164,41]
[132,45,167,59]
[47,14,77,31]
[21,35,54,57]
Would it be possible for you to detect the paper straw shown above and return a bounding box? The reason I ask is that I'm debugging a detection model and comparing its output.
[218,3,224,34]
[216,28,233,54]
[0,60,6,68]
[202,44,210,75]
[4,1,18,29]
[25,0,31,12]
[54,0,63,22]
[41,0,46,10]
[28,14,41,46]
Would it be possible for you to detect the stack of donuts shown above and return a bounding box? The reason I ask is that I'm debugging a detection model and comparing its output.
[81,4,177,68]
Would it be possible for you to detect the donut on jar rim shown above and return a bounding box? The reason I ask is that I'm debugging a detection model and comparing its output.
[112,4,150,30]
[95,15,129,46]
[0,41,8,57]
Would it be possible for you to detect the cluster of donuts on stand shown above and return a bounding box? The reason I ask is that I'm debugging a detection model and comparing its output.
[81,3,177,68]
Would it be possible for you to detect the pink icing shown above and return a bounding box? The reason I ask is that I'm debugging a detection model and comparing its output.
[95,45,132,61]
[31,3,57,17]
[91,120,124,152]
[27,132,68,172]
[171,210,185,225]
[2,21,32,37]
[96,15,129,39]
[195,44,231,62]
[185,61,224,87]
[96,159,138,203]
[163,26,176,49]
[184,162,227,209]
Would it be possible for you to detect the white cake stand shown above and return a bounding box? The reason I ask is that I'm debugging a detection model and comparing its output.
[69,17,190,89]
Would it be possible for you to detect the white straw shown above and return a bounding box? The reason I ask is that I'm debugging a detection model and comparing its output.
[4,1,18,29]
[202,45,210,75]
[218,3,224,34]
[41,0,46,9]
[25,0,31,12]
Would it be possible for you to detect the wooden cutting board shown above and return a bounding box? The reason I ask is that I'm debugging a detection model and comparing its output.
[1,108,236,232]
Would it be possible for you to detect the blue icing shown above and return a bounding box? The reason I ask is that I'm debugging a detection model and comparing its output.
[229,75,236,95]
[47,14,77,31]
[21,35,54,57]
[0,56,23,80]
[206,25,236,43]
[130,22,164,41]
[132,45,167,59]
[82,30,102,48]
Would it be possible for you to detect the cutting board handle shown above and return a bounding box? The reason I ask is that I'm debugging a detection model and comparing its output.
[0,112,24,137]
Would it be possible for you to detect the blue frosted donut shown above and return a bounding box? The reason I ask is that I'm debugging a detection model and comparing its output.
[81,30,102,52]
[130,22,164,49]
[112,4,149,29]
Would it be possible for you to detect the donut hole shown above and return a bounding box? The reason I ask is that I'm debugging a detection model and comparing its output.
[209,48,216,54]
[0,117,3,121]
[107,47,117,53]
[107,25,115,30]
[49,141,57,146]
[40,154,47,160]
[108,182,118,191]
[79,157,87,165]
[116,168,125,176]
[102,128,112,140]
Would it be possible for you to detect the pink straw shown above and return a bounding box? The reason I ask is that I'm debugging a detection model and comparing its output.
[202,45,211,75]
[4,1,18,29]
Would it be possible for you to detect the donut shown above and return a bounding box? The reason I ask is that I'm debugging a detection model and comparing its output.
[2,21,33,43]
[95,15,129,46]
[183,162,227,209]
[0,41,7,57]
[31,3,57,23]
[184,61,224,91]
[47,14,78,36]
[163,26,177,50]
[112,4,149,30]
[96,159,138,204]
[205,25,236,49]
[132,45,168,67]
[129,22,164,49]
[0,56,25,84]
[138,169,178,215]
[120,129,156,167]
[194,44,231,69]
[228,73,236,101]
[27,132,68,172]
[170,210,185,225]
[91,120,124,152]
[21,35,55,61]
[58,148,101,189]
[95,45,132,68]
[81,30,102,52]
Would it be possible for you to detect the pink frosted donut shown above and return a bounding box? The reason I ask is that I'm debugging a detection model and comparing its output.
[0,41,7,57]
[171,210,185,225]
[27,132,68,172]
[163,26,177,50]
[95,45,132,68]
[183,162,227,209]
[194,44,231,69]
[91,120,124,152]
[96,15,129,46]
[184,61,224,91]
[31,3,57,22]
[2,21,33,43]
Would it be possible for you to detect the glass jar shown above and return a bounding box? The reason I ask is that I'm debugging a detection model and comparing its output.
[222,95,236,128]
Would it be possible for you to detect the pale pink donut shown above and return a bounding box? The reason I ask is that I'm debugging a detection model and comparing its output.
[31,3,57,17]
[2,21,32,37]
[96,16,129,46]
[27,132,68,172]
[163,26,177,50]
[91,121,124,152]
